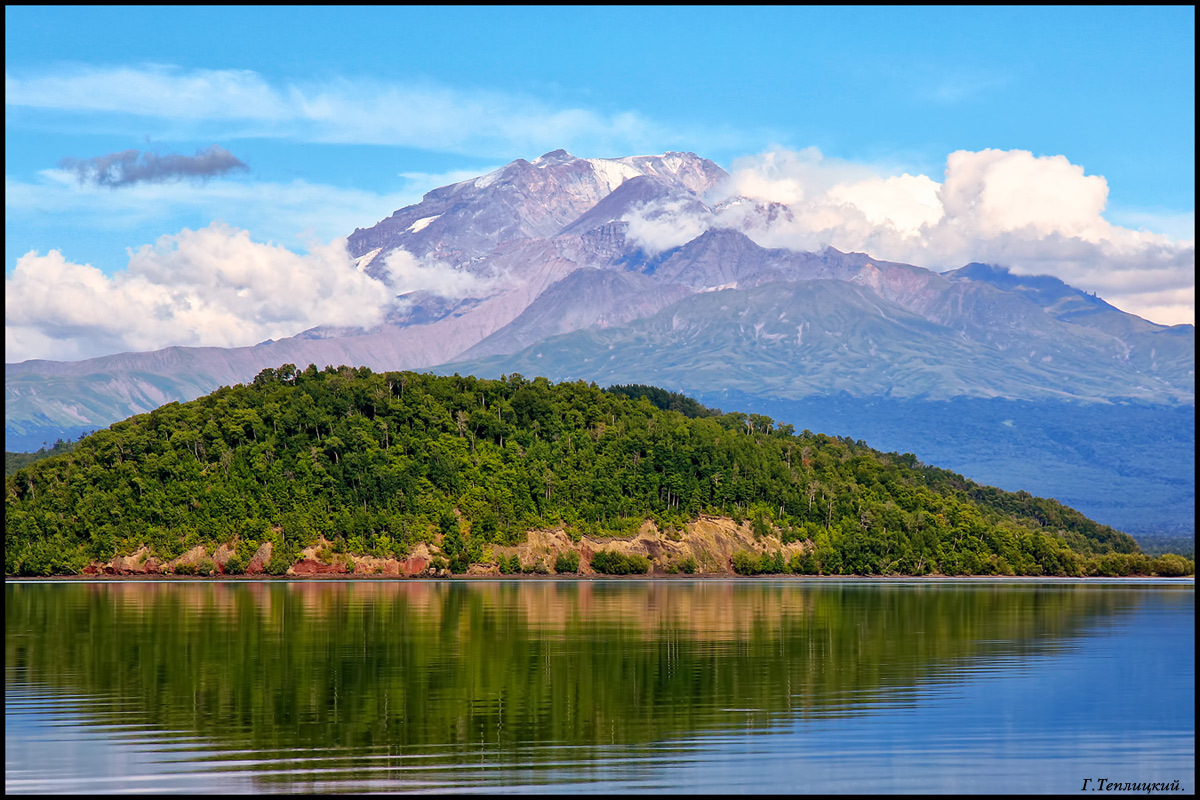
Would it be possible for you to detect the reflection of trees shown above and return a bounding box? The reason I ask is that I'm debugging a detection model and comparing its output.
[5,582,1131,783]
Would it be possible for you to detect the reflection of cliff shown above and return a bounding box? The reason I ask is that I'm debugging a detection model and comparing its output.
[55,578,1116,645]
[5,582,1133,775]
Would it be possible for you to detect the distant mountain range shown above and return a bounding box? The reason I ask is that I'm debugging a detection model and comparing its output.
[5,150,1194,535]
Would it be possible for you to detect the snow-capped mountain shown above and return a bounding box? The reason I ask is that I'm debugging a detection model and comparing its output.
[347,149,726,272]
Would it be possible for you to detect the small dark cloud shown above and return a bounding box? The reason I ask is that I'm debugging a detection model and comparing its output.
[59,145,248,188]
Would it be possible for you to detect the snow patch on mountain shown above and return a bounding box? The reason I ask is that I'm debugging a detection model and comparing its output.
[474,168,504,189]
[407,215,440,233]
[354,247,383,272]
[585,159,645,194]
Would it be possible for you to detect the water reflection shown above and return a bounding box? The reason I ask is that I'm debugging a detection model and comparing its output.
[5,580,1194,793]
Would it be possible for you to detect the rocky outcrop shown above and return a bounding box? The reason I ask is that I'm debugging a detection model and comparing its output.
[482,516,808,576]
[245,541,271,574]
[85,543,211,576]
[75,516,808,578]
[291,559,349,575]
[108,547,156,574]
[212,542,235,573]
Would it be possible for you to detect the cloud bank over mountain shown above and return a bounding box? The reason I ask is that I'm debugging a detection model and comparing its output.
[3,224,517,363]
[5,224,396,362]
[381,248,504,303]
[622,147,1194,326]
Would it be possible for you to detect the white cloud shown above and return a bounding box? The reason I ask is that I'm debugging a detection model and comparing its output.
[380,248,501,300]
[5,224,396,363]
[5,65,671,157]
[939,149,1110,241]
[710,147,1195,326]
[724,147,879,205]
[5,65,288,120]
[826,173,943,237]
[623,199,714,255]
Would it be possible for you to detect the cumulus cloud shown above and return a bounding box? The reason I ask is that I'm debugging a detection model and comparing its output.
[704,147,1195,326]
[825,174,942,237]
[938,149,1110,240]
[5,224,397,363]
[59,145,248,187]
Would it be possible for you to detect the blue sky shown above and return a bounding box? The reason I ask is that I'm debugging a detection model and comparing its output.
[5,6,1195,361]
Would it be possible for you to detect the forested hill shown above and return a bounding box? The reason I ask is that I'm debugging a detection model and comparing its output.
[5,438,79,476]
[5,365,1184,578]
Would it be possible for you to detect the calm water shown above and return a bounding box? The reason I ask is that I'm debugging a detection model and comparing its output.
[5,580,1194,794]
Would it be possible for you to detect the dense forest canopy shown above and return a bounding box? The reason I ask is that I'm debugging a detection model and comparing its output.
[5,364,1189,577]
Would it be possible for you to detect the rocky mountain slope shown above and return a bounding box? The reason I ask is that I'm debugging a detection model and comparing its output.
[445,229,1192,403]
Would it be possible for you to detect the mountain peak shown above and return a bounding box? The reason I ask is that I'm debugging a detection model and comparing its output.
[945,262,1102,303]
[557,174,679,237]
[533,149,576,166]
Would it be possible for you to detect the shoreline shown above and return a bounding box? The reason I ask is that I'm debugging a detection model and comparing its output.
[6,573,1194,583]
[13,515,1191,583]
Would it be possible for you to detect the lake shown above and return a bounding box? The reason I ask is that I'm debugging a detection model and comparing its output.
[5,579,1194,794]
